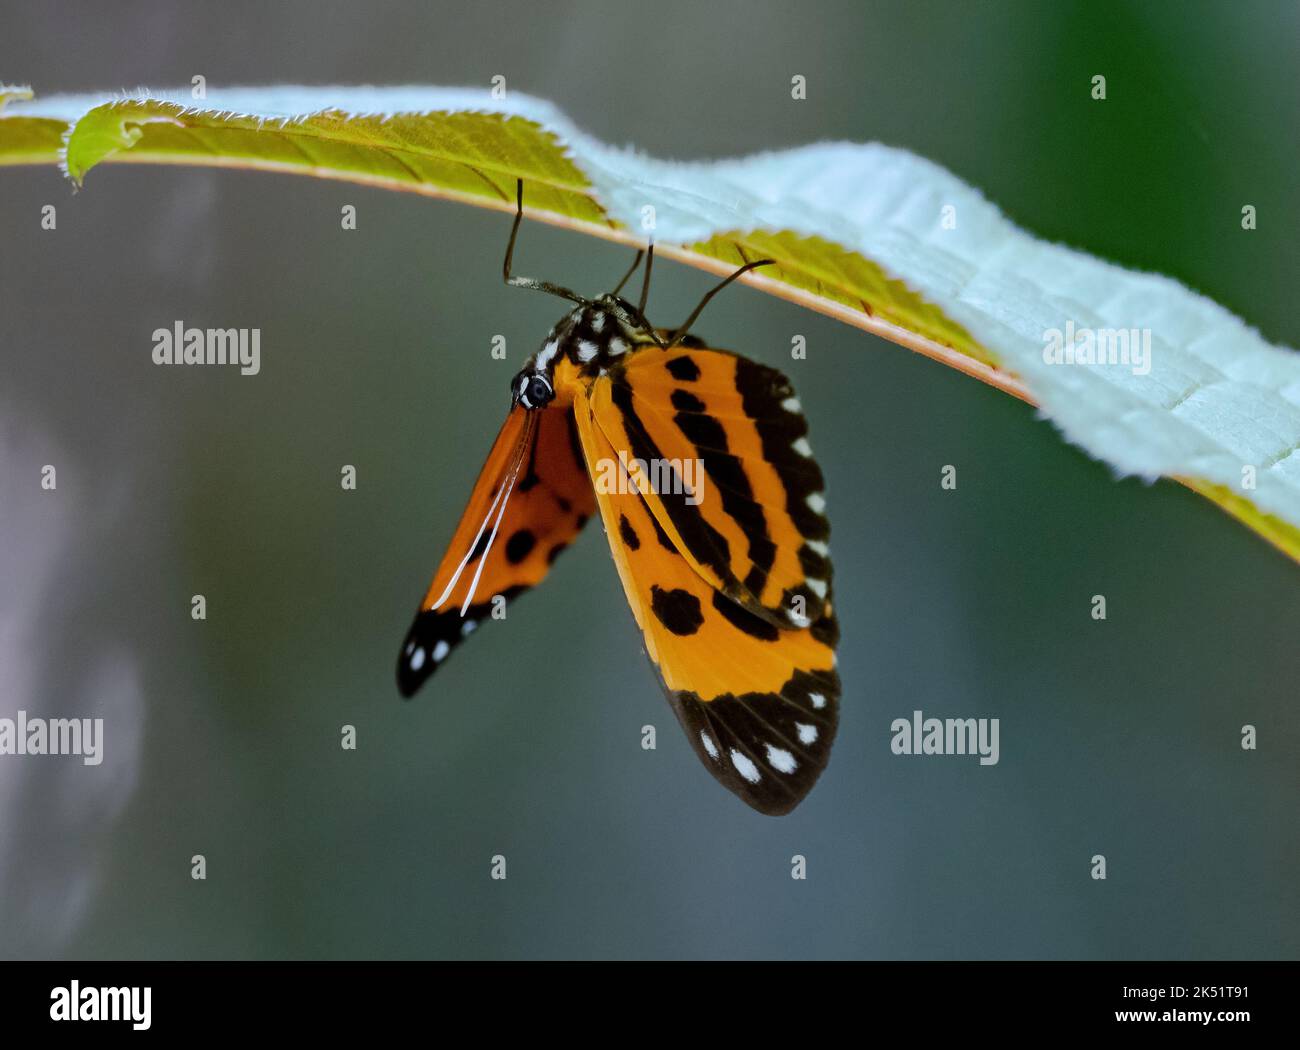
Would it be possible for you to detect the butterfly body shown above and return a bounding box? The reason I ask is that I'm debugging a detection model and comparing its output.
[398,201,840,814]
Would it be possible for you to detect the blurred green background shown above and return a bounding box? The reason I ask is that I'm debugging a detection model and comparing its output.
[1,0,1296,959]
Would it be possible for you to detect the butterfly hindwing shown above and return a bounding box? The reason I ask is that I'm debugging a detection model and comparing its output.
[398,403,594,696]
[574,375,840,815]
[588,343,832,630]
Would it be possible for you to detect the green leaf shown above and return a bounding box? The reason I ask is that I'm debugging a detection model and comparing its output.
[63,96,605,226]
[0,85,67,166]
[4,86,1298,567]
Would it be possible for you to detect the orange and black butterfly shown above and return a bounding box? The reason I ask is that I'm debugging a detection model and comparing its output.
[397,183,839,815]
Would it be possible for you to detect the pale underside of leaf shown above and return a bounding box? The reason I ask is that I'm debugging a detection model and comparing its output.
[2,86,1297,566]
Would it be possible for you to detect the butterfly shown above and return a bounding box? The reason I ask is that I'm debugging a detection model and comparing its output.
[397,182,839,815]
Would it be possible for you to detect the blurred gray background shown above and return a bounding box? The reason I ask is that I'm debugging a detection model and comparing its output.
[1,0,1296,959]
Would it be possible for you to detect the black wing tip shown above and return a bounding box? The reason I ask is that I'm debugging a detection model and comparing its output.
[396,590,524,698]
[753,793,803,818]
[396,652,424,698]
[396,614,435,699]
[396,607,475,699]
[671,666,841,817]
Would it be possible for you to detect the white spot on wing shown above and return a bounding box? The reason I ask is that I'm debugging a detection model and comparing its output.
[410,647,426,671]
[701,731,719,759]
[461,619,477,637]
[806,577,828,598]
[806,539,829,556]
[591,313,606,332]
[807,492,826,513]
[781,396,802,413]
[609,337,628,355]
[797,723,818,744]
[577,340,600,362]
[432,640,451,662]
[766,745,797,773]
[731,749,761,783]
[810,692,827,710]
[792,437,813,457]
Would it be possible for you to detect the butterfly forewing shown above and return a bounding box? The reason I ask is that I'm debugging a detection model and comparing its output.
[398,403,594,696]
[590,345,833,630]
[575,369,840,815]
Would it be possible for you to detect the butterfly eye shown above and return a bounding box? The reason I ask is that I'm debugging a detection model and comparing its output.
[526,375,554,408]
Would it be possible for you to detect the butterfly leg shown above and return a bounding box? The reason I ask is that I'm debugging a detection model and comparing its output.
[501,178,526,284]
[501,178,589,306]
[638,243,655,315]
[611,248,646,297]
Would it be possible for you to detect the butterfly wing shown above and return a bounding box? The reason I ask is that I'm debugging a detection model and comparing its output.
[587,342,832,629]
[574,364,840,815]
[398,403,594,696]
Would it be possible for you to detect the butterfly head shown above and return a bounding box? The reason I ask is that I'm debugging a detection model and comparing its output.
[512,368,556,410]
[512,297,651,409]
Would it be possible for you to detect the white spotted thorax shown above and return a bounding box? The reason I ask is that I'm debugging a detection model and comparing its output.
[512,294,652,408]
